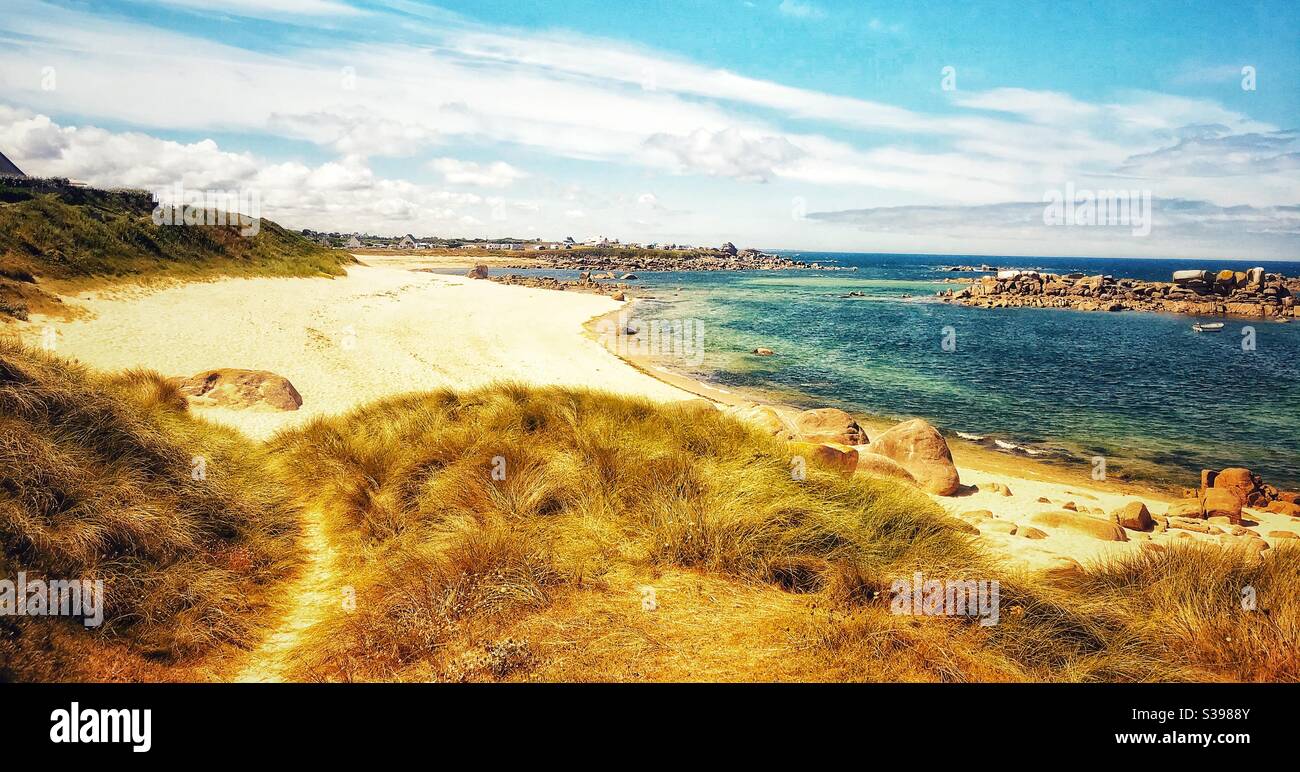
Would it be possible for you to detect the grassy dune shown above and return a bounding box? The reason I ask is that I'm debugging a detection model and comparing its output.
[0,342,299,681]
[0,179,353,320]
[270,385,1300,682]
[2,345,1296,682]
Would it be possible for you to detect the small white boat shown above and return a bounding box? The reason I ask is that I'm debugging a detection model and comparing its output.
[1192,322,1225,332]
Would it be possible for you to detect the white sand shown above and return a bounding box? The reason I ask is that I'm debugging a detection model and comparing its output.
[24,265,692,439]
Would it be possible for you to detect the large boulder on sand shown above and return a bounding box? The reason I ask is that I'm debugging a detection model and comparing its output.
[867,418,961,495]
[793,408,866,445]
[852,450,919,487]
[466,264,489,279]
[1029,510,1128,542]
[176,368,302,411]
[1211,467,1259,506]
[1110,501,1154,532]
[1200,487,1242,525]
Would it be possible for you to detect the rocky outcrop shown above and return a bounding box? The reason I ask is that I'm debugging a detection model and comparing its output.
[940,268,1299,320]
[485,273,633,296]
[466,264,490,279]
[752,347,775,356]
[1212,467,1259,505]
[868,418,961,496]
[1198,466,1296,519]
[503,246,846,273]
[176,368,302,411]
[1200,488,1242,525]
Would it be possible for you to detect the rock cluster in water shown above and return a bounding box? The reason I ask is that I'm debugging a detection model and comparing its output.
[507,246,849,272]
[939,268,1299,319]
[488,271,633,298]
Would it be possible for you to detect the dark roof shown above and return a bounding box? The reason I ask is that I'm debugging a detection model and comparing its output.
[0,150,25,177]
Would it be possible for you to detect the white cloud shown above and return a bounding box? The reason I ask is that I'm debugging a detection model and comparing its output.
[643,128,803,182]
[428,158,529,188]
[0,0,1293,254]
[0,105,507,236]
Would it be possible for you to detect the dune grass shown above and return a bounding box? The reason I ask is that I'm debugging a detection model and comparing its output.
[0,179,353,320]
[270,383,1300,682]
[2,346,1294,682]
[0,341,300,681]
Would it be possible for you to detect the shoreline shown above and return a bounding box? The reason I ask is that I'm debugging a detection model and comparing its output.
[580,295,1300,571]
[14,259,1299,574]
[584,296,1183,500]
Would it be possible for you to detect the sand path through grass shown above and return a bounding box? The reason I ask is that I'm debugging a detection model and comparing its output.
[234,507,340,683]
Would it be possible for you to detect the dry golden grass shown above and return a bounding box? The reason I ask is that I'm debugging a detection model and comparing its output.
[3,351,1295,682]
[0,341,300,681]
[270,384,1300,682]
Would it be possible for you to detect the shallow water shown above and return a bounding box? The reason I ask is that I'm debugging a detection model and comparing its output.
[492,253,1300,490]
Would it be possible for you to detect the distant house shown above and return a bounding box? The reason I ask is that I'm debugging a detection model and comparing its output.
[0,149,25,177]
[345,235,362,249]
[397,234,416,249]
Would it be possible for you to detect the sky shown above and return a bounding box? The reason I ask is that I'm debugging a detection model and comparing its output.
[0,0,1297,258]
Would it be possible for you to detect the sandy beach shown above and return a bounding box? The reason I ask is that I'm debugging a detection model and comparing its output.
[16,259,1299,572]
[20,262,692,439]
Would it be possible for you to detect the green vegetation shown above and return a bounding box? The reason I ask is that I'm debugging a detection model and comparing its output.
[0,178,353,320]
[0,342,299,682]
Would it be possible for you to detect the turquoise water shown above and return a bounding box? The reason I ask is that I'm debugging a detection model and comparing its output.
[488,253,1300,490]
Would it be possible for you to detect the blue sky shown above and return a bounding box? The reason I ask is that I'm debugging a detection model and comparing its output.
[0,0,1297,257]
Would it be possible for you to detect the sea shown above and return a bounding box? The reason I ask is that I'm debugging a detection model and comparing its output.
[470,253,1300,491]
